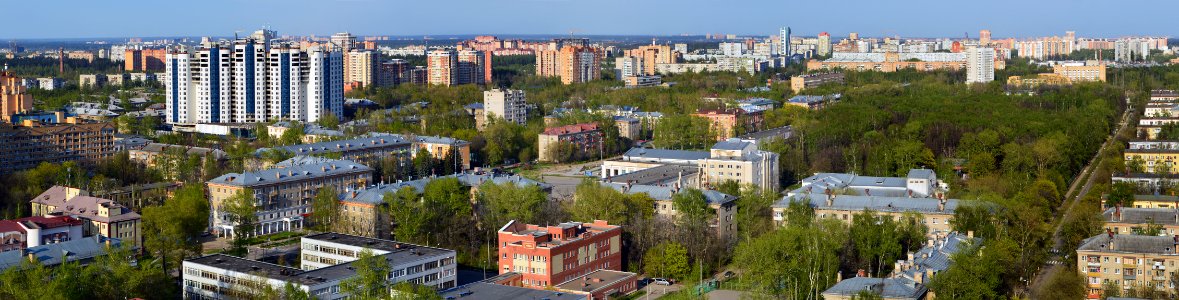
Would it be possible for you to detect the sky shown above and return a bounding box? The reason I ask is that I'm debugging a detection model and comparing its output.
[2,0,1177,40]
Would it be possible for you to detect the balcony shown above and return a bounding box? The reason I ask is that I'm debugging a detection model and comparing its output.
[1123,274,1137,281]
[1086,261,1100,267]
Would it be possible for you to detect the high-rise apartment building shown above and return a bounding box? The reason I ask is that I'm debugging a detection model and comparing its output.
[780,27,791,57]
[558,46,602,84]
[817,32,832,56]
[166,35,344,125]
[427,50,457,86]
[482,89,527,128]
[497,220,623,288]
[427,49,489,86]
[966,47,995,84]
[378,59,409,86]
[624,44,677,75]
[124,48,167,72]
[346,50,379,88]
[1,69,33,123]
[979,29,992,45]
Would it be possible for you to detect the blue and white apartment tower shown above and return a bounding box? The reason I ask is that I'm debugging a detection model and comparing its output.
[166,29,343,125]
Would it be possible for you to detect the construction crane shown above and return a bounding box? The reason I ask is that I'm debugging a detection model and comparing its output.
[568,29,581,38]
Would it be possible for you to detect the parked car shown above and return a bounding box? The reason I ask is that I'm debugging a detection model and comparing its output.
[652,278,672,285]
[722,271,736,279]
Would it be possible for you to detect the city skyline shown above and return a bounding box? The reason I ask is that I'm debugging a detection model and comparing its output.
[4,0,1178,39]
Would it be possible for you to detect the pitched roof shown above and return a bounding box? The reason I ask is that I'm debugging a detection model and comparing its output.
[1078,233,1179,255]
[779,193,958,215]
[207,158,372,187]
[712,138,752,151]
[0,237,118,270]
[260,134,411,156]
[53,196,140,224]
[622,148,710,162]
[608,183,736,206]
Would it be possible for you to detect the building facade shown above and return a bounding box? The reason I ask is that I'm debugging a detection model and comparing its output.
[182,233,457,300]
[497,220,623,289]
[0,69,33,123]
[1076,233,1179,298]
[206,158,373,237]
[166,38,344,125]
[965,47,995,84]
[789,72,844,93]
[482,89,527,128]
[28,186,141,247]
[537,46,602,85]
[538,123,602,163]
[0,122,116,173]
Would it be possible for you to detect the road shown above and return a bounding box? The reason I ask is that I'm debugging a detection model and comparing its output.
[1028,99,1133,293]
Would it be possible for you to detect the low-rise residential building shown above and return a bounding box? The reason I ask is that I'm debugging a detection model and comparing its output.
[1124,148,1179,174]
[1054,63,1107,82]
[182,233,457,299]
[790,72,844,93]
[613,116,641,140]
[35,77,64,90]
[404,135,472,170]
[497,220,623,289]
[206,158,373,238]
[1151,90,1179,103]
[335,172,550,239]
[787,169,945,199]
[1076,233,1179,298]
[538,123,603,163]
[29,186,141,247]
[0,121,116,174]
[128,143,227,167]
[0,236,121,270]
[602,139,780,191]
[610,183,736,236]
[786,94,840,110]
[0,215,84,252]
[78,74,107,88]
[1103,207,1179,236]
[1007,73,1073,88]
[623,75,661,88]
[775,192,958,233]
[822,232,976,300]
[694,108,763,141]
[266,122,345,143]
[255,134,413,171]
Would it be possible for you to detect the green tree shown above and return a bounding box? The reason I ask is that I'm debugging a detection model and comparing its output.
[671,189,713,225]
[643,241,691,281]
[733,219,845,299]
[311,186,340,231]
[340,249,392,299]
[223,188,258,249]
[1107,181,1137,208]
[142,184,210,273]
[478,181,547,229]
[1032,268,1086,299]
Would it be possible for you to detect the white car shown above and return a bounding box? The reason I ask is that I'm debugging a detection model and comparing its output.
[652,278,672,285]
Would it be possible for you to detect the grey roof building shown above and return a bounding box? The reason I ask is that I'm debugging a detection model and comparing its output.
[0,236,120,270]
[822,232,976,300]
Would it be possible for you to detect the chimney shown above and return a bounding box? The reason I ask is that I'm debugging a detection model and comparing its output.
[907,252,914,261]
[856,269,866,278]
[825,189,835,207]
[967,230,974,239]
[1116,204,1123,222]
[914,272,924,284]
[893,262,901,275]
[937,198,946,212]
[1173,235,1179,254]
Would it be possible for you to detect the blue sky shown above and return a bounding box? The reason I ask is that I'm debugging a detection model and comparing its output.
[2,0,1175,39]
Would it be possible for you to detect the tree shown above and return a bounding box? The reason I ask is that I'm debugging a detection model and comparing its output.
[643,241,691,281]
[319,112,340,128]
[278,121,306,146]
[849,210,903,276]
[671,189,713,225]
[223,188,258,248]
[733,219,845,299]
[1032,268,1086,300]
[1107,181,1136,208]
[735,185,778,240]
[569,180,630,224]
[142,184,210,273]
[478,181,547,230]
[310,186,340,232]
[1101,280,1121,299]
[340,249,391,299]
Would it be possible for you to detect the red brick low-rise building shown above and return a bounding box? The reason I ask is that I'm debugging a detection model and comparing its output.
[497,220,623,289]
[538,123,603,162]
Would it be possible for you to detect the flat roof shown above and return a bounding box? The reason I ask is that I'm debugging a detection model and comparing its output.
[440,282,584,300]
[554,270,637,293]
[605,164,698,186]
[621,148,710,162]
